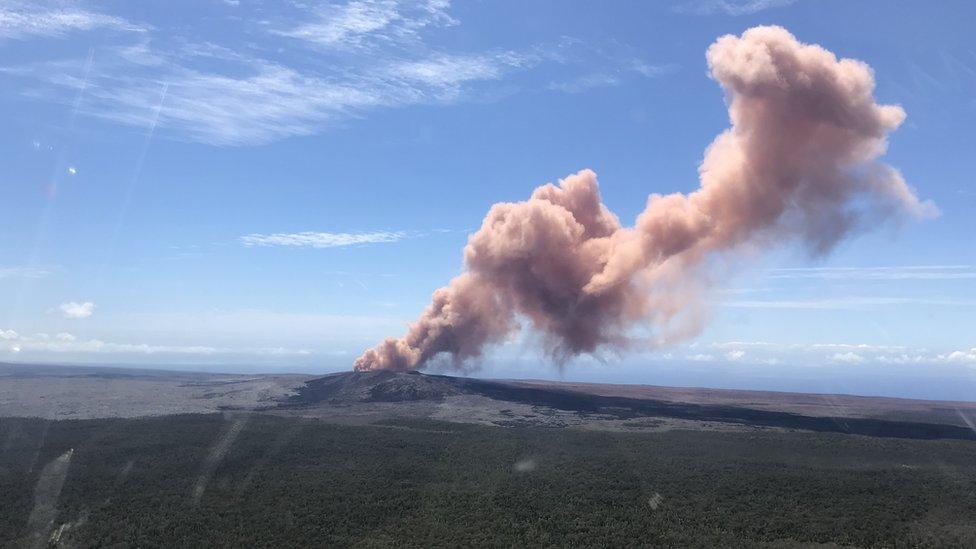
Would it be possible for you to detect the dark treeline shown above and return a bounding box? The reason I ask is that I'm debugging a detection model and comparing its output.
[2,413,976,547]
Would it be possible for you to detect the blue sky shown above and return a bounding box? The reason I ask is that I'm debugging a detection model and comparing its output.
[1,0,974,398]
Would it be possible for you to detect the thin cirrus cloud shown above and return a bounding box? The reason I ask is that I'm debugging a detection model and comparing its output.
[0,0,674,146]
[274,0,457,50]
[5,24,532,145]
[549,73,623,94]
[549,62,677,94]
[0,266,50,279]
[0,0,145,40]
[241,230,409,249]
[387,51,533,89]
[673,0,797,16]
[59,301,95,319]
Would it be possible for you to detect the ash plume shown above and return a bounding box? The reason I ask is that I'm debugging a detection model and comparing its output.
[354,26,936,372]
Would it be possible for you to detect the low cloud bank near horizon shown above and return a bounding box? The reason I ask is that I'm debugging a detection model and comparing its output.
[2,325,973,373]
[354,26,937,373]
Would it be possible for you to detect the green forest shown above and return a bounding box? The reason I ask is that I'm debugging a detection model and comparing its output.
[2,413,975,547]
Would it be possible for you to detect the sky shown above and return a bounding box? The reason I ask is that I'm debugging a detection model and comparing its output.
[1,0,974,399]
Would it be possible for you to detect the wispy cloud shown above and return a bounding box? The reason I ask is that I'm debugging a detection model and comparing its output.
[388,51,531,89]
[59,301,95,319]
[8,52,390,145]
[279,0,400,48]
[0,1,677,145]
[241,230,409,249]
[7,39,537,145]
[766,265,976,281]
[673,0,797,16]
[0,266,50,279]
[549,57,677,94]
[275,0,455,50]
[549,73,621,94]
[0,1,492,146]
[0,0,144,40]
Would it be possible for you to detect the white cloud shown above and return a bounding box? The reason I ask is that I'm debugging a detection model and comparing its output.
[67,166,77,175]
[276,0,456,50]
[674,0,796,16]
[56,332,76,342]
[0,1,144,40]
[941,348,976,364]
[712,341,976,367]
[388,51,529,89]
[725,350,745,361]
[241,230,408,249]
[806,343,908,351]
[830,352,866,364]
[875,353,932,365]
[60,301,95,319]
[278,0,400,47]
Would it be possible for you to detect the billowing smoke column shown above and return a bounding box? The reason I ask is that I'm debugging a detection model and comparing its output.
[354,26,935,372]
